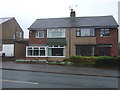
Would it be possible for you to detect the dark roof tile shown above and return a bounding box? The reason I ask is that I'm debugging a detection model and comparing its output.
[28,15,118,30]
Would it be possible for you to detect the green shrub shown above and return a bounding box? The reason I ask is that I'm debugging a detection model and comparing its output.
[64,56,97,65]
[94,56,117,67]
[115,56,120,68]
[63,56,119,67]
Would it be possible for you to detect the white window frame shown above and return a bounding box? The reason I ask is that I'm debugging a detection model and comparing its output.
[100,29,110,37]
[26,46,47,57]
[20,32,22,39]
[16,31,18,38]
[76,28,94,37]
[26,46,66,57]
[47,46,65,57]
[47,29,65,38]
[13,34,15,39]
[36,30,44,38]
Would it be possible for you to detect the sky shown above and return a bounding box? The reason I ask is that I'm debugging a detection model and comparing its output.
[0,0,119,38]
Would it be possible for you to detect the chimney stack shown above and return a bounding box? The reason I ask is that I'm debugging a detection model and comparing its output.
[70,9,76,17]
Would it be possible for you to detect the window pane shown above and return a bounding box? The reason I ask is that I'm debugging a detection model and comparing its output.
[48,48,52,56]
[36,31,44,38]
[16,31,18,37]
[40,50,45,56]
[27,46,46,56]
[81,29,90,36]
[104,30,110,36]
[90,29,94,36]
[77,28,94,37]
[76,29,80,36]
[33,50,39,56]
[34,47,39,50]
[27,50,32,56]
[48,48,64,56]
[48,29,65,37]
[28,47,32,49]
[100,29,110,37]
[76,45,94,56]
[40,47,45,50]
[101,29,104,36]
[20,32,22,38]
[99,47,111,56]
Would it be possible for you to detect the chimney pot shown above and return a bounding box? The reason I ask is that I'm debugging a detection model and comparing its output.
[70,9,76,17]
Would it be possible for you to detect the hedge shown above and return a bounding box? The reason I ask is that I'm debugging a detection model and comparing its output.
[63,56,120,67]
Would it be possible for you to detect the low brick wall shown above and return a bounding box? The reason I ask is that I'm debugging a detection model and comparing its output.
[26,57,48,60]
[26,57,65,61]
[2,57,16,62]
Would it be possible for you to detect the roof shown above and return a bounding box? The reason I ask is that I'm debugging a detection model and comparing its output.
[0,17,14,24]
[28,15,119,30]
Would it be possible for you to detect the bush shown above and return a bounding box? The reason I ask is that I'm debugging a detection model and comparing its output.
[94,56,118,67]
[116,56,120,68]
[63,56,120,68]
[64,56,97,65]
[69,56,82,63]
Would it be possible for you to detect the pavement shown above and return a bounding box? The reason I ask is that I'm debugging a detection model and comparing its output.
[1,61,119,78]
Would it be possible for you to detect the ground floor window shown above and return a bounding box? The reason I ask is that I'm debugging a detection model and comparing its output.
[26,46,65,57]
[98,47,111,56]
[26,46,46,56]
[48,46,65,56]
[76,45,94,56]
[76,44,112,56]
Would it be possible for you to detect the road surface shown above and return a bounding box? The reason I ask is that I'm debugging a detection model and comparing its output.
[2,69,118,88]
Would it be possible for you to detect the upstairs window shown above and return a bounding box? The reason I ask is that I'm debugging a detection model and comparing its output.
[20,32,23,39]
[76,28,94,37]
[100,29,110,37]
[36,30,44,38]
[16,31,18,38]
[47,29,65,38]
[13,34,15,39]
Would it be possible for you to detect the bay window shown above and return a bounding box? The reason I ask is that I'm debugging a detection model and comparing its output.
[26,46,65,57]
[26,46,46,57]
[48,46,65,57]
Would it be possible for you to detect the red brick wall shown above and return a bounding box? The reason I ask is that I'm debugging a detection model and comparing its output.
[29,30,47,45]
[26,57,48,60]
[95,28,118,56]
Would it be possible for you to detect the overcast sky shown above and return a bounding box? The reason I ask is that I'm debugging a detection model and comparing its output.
[0,0,119,38]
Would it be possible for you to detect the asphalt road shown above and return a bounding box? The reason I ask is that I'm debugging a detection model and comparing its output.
[2,69,118,88]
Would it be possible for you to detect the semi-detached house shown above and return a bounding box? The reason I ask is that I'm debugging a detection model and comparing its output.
[26,10,119,61]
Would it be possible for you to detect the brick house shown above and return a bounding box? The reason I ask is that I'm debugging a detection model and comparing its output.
[0,17,28,59]
[26,10,119,61]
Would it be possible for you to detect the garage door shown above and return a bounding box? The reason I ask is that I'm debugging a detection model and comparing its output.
[3,44,14,56]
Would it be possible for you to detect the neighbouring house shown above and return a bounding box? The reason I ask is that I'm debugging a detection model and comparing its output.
[26,10,119,61]
[0,17,28,59]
